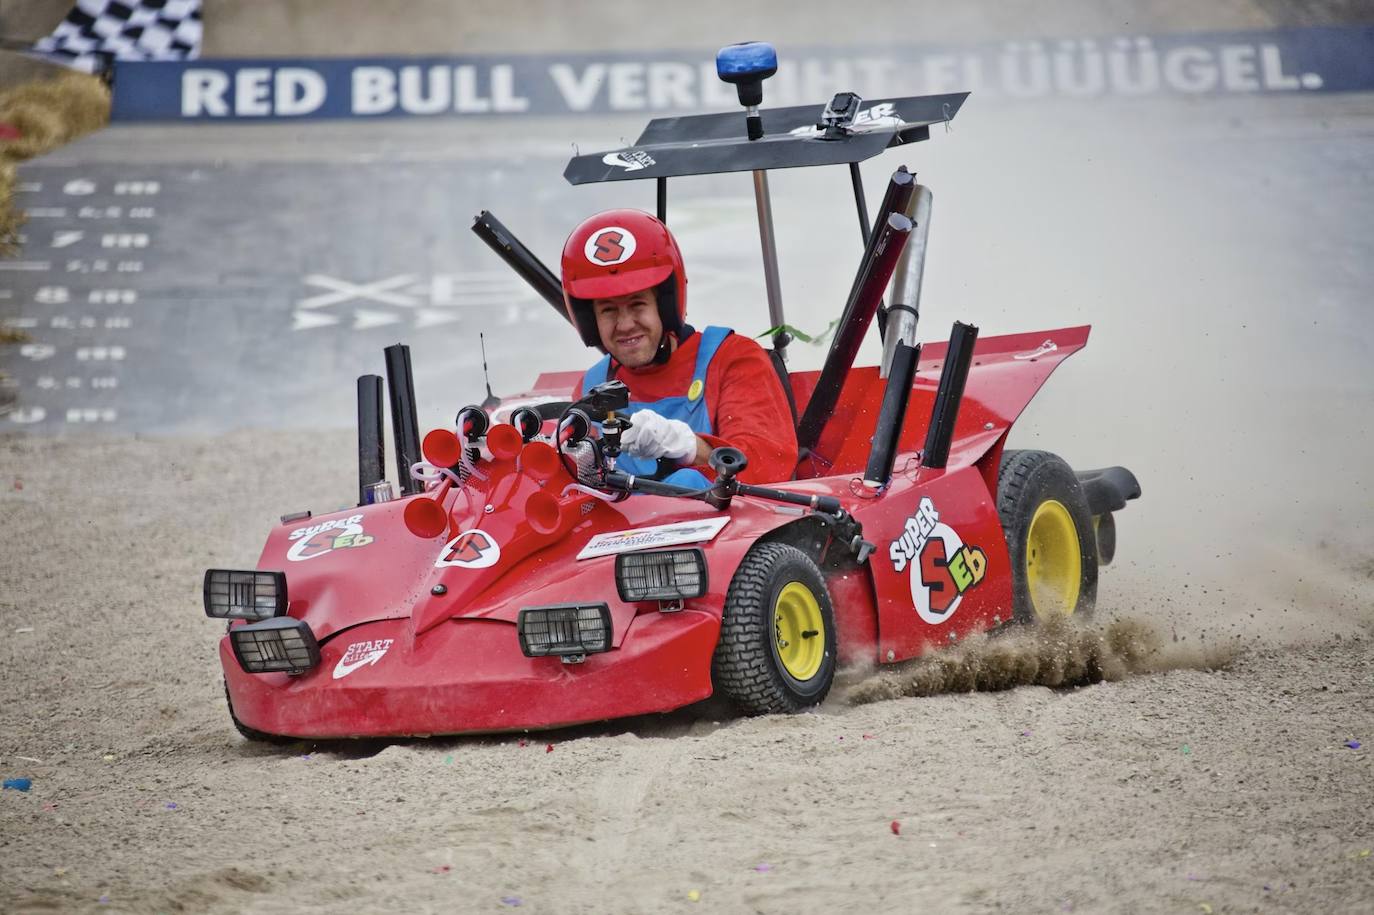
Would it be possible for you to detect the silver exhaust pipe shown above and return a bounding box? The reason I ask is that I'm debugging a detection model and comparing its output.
[881,185,933,377]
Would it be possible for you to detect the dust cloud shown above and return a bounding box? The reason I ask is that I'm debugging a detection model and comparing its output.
[844,615,1238,705]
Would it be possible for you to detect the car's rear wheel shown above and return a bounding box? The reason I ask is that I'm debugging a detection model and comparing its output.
[997,449,1098,623]
[713,543,837,714]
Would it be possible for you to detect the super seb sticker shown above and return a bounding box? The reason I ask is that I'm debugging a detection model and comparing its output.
[286,514,375,563]
[889,497,987,625]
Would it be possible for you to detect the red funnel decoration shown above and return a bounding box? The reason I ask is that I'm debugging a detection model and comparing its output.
[526,491,563,535]
[404,495,449,539]
[487,423,522,460]
[422,428,463,468]
[519,441,561,482]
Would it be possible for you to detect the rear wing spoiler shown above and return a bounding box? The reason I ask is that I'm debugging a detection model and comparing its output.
[564,92,969,185]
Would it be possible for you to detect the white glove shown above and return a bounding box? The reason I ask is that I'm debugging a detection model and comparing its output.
[621,410,698,462]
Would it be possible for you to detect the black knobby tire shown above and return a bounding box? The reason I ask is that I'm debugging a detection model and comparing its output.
[712,542,838,715]
[996,449,1098,624]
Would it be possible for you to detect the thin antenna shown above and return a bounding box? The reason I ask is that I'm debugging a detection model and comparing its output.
[479,333,500,410]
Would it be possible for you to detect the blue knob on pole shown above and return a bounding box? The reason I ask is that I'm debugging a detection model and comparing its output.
[716,41,778,138]
[716,41,778,90]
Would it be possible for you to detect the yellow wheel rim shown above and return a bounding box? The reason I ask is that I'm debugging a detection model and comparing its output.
[1026,500,1082,620]
[773,581,825,682]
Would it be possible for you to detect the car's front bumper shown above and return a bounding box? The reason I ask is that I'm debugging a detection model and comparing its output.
[221,608,720,739]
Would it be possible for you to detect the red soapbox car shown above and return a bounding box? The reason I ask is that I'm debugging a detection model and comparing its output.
[202,43,1140,740]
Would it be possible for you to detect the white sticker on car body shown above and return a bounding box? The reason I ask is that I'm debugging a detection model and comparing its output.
[332,639,394,679]
[1013,340,1058,360]
[435,529,501,569]
[576,517,731,560]
[286,515,374,562]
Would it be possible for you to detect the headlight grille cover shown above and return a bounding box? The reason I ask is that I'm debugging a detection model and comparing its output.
[203,569,287,621]
[518,603,612,658]
[230,617,320,674]
[615,548,708,602]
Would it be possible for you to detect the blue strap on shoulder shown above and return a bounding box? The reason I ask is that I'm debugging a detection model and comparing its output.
[580,328,730,401]
[691,326,733,386]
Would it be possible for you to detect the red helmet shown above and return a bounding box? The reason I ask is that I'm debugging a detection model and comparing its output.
[561,209,688,349]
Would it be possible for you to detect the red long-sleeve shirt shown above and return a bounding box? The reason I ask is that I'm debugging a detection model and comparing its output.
[573,330,798,484]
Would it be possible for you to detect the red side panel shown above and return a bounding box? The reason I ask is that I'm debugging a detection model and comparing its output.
[850,465,1014,662]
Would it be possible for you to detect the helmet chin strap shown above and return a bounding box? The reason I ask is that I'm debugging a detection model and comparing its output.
[650,330,674,366]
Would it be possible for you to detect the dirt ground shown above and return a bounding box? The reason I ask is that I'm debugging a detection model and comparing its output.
[0,430,1369,914]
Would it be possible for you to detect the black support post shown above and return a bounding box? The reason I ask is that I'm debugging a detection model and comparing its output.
[848,162,871,245]
[796,211,913,453]
[921,322,979,470]
[471,211,567,322]
[863,341,920,487]
[384,344,423,495]
[356,374,386,504]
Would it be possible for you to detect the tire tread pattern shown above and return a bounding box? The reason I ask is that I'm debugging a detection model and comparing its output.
[995,448,1099,624]
[712,542,835,715]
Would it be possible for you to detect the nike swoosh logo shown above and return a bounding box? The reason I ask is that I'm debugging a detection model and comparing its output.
[332,651,385,680]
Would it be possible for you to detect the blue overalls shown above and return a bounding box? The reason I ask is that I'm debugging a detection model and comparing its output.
[581,326,733,489]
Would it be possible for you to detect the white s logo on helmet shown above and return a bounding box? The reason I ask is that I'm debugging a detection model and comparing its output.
[584,227,637,266]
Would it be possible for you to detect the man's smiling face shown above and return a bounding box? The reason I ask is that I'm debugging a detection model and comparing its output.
[593,287,662,368]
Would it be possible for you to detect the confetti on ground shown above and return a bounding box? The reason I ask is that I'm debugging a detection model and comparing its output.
[164,802,178,810]
[545,744,554,753]
[101,754,115,762]
[517,739,528,748]
[862,734,875,740]
[12,479,22,491]
[1350,848,1372,860]
[42,803,58,812]
[687,889,701,902]
[3,778,33,792]
[14,627,34,634]
[98,896,109,905]
[1198,904,1213,914]
[432,865,451,874]
[890,820,901,835]
[500,896,522,907]
[1181,745,1192,755]
[753,863,772,873]
[1021,730,1033,737]
[1344,739,1361,750]
[445,755,454,765]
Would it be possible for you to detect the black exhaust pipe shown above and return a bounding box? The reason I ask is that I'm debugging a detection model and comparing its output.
[846,167,914,310]
[863,341,920,487]
[356,374,386,504]
[384,343,423,495]
[921,322,979,470]
[797,211,913,453]
[471,211,568,323]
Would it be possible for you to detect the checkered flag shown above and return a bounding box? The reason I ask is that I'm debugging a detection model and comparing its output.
[30,0,202,75]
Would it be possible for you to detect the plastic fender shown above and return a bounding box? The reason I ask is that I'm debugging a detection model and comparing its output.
[825,566,880,667]
[851,464,1013,663]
